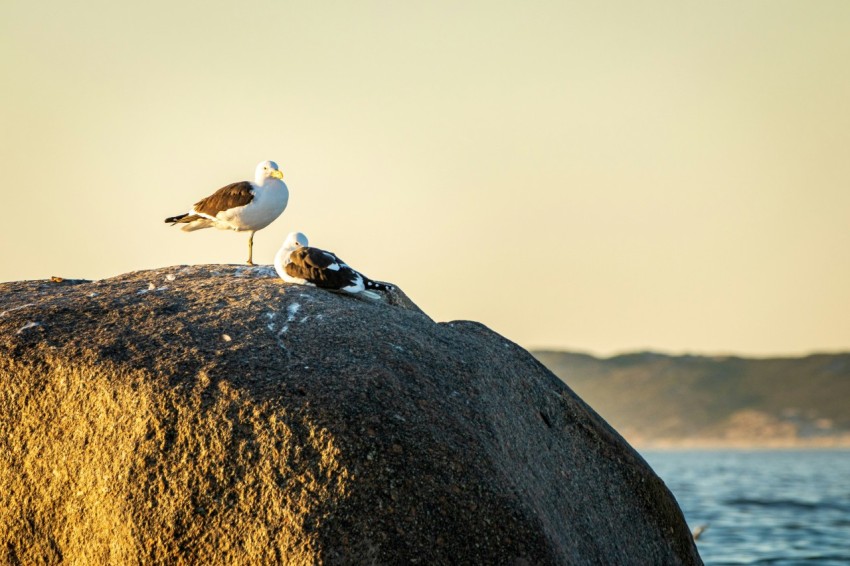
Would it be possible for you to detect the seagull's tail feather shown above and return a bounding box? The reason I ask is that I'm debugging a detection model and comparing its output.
[165,214,212,232]
[365,279,395,294]
[360,278,394,299]
[164,213,190,224]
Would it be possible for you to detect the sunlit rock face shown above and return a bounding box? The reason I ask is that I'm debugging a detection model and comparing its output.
[0,266,701,565]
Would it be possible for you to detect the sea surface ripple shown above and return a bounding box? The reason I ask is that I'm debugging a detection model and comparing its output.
[642,450,850,565]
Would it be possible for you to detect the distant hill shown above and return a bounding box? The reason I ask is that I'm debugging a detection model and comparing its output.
[533,350,850,448]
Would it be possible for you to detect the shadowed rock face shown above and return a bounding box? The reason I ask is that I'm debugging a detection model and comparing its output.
[0,266,702,565]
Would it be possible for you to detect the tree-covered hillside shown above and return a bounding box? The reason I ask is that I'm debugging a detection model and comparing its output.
[534,351,850,447]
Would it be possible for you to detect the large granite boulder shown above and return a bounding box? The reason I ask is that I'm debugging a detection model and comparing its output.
[0,266,701,565]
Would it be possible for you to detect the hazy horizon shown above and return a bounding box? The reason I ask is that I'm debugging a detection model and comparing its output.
[3,1,849,357]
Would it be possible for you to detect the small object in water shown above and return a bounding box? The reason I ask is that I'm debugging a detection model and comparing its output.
[691,524,708,541]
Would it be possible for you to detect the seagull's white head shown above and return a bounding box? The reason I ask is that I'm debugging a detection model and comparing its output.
[282,231,309,253]
[255,160,285,183]
[274,232,309,280]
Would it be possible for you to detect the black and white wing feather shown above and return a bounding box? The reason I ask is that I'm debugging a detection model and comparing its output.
[285,247,351,289]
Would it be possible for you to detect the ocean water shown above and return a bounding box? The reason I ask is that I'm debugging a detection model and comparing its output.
[641,450,850,565]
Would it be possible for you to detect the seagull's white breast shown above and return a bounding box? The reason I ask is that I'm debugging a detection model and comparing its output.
[274,244,311,285]
[218,179,289,231]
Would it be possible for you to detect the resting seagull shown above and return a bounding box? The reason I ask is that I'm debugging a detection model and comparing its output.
[274,232,394,300]
[165,160,288,265]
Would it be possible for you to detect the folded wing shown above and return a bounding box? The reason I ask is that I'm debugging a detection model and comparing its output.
[286,247,354,289]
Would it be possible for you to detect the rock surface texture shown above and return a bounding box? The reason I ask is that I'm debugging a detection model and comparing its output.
[0,266,702,565]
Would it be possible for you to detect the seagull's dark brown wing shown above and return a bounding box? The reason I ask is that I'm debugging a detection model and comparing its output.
[286,247,356,290]
[192,181,255,217]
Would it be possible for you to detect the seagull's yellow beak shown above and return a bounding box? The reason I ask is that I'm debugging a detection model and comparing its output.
[270,169,285,180]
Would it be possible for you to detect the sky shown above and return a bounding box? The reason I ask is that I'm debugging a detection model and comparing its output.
[2,1,849,357]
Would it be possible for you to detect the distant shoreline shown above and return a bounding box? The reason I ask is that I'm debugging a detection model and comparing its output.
[533,351,850,454]
[629,437,850,451]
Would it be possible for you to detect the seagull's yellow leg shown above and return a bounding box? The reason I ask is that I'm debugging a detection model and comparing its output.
[247,231,256,265]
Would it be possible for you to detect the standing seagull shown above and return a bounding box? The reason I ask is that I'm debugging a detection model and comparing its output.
[165,160,288,265]
[274,232,394,300]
